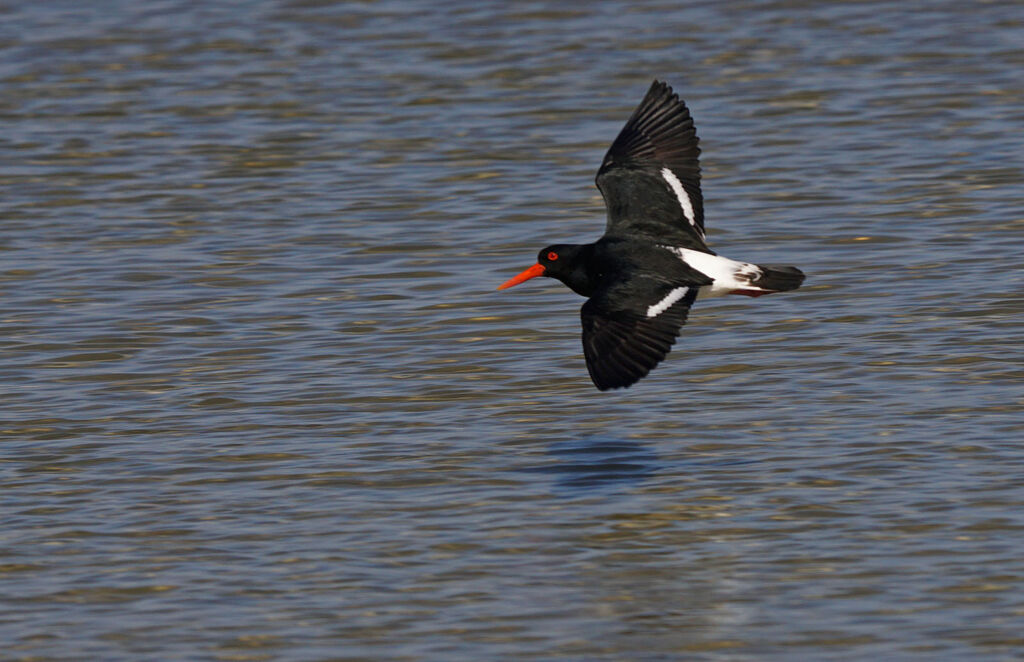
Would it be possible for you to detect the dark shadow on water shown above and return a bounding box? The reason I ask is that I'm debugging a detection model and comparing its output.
[517,435,660,495]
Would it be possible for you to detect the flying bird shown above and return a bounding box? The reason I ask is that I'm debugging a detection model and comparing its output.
[498,80,805,391]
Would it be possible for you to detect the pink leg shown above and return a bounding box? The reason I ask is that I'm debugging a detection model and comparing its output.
[728,289,773,297]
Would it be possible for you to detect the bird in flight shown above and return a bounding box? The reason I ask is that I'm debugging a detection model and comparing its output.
[498,80,805,391]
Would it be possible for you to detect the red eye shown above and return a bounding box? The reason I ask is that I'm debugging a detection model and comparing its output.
[547,251,559,261]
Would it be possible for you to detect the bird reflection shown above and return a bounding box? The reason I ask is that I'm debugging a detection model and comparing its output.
[522,435,659,494]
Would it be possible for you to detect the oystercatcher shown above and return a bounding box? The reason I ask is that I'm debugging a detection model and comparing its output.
[498,80,805,391]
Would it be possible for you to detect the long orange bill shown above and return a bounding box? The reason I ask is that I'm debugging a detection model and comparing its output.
[497,263,546,290]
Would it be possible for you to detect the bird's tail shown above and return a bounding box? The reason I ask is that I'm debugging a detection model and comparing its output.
[751,264,805,293]
[729,264,805,297]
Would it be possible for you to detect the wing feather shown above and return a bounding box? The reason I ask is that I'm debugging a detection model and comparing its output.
[595,80,708,251]
[580,282,700,391]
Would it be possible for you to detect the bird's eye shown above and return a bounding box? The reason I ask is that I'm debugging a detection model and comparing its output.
[547,251,559,261]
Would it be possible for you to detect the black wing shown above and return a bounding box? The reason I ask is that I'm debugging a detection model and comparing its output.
[580,276,705,391]
[595,80,708,251]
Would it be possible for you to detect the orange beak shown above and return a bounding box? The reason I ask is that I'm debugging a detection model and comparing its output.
[497,263,546,290]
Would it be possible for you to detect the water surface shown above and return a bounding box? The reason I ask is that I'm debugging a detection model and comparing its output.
[2,1,1023,660]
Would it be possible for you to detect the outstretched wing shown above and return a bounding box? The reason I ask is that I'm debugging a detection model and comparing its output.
[595,80,708,251]
[580,276,705,391]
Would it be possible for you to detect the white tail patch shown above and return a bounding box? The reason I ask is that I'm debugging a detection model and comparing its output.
[662,246,766,298]
[660,167,701,236]
[646,286,691,318]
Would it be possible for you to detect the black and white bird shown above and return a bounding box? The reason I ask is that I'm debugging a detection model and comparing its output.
[498,80,805,391]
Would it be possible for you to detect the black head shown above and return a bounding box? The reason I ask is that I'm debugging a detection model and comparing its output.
[537,243,572,272]
[498,243,593,295]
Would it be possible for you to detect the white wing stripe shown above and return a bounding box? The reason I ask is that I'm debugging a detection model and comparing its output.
[660,167,701,236]
[646,286,691,318]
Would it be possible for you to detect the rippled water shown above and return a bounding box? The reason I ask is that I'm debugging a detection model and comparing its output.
[3,1,1024,659]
